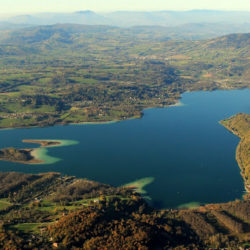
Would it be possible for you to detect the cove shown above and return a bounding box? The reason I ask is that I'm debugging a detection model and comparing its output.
[0,89,249,208]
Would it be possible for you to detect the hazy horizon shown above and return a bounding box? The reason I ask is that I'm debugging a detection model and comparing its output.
[0,9,250,20]
[0,0,250,15]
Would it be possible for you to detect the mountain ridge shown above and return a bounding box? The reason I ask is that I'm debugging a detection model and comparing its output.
[1,23,250,45]
[1,10,250,27]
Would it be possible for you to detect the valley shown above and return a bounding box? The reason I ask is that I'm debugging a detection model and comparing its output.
[0,26,249,129]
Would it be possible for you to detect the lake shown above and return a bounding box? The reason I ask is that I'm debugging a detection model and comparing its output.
[0,89,249,208]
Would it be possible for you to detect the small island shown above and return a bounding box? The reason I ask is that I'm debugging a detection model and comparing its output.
[0,139,63,165]
[220,113,250,194]
[22,139,61,147]
[0,147,42,164]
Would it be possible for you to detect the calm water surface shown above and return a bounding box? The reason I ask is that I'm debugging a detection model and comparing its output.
[0,89,249,208]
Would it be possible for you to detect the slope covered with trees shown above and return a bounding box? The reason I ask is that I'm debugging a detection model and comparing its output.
[0,170,249,249]
[221,113,250,194]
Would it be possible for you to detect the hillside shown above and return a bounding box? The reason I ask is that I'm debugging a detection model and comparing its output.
[221,113,250,193]
[0,171,249,249]
[0,26,249,129]
[1,23,250,44]
[204,33,250,48]
[0,148,34,163]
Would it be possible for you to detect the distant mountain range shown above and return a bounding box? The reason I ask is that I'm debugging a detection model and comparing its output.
[0,11,249,40]
[1,10,250,27]
[0,23,249,51]
[0,23,250,41]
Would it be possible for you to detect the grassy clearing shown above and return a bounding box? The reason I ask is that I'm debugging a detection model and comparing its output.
[36,195,130,213]
[0,198,12,210]
[11,223,50,233]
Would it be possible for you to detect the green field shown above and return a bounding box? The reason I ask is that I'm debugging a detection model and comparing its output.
[0,26,248,129]
[0,198,12,210]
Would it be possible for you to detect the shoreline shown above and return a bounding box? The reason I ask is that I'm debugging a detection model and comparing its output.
[0,89,248,131]
[0,100,184,131]
[236,139,250,193]
[0,148,43,165]
[22,139,61,147]
[122,177,155,198]
[29,139,79,165]
[0,139,78,165]
[220,115,250,194]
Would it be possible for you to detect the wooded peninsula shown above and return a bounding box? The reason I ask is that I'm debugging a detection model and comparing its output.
[0,140,62,164]
[221,113,250,195]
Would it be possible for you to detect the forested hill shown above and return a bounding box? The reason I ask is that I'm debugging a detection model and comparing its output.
[1,24,250,45]
[0,24,249,52]
[204,33,250,48]
[0,171,249,249]
[221,113,250,192]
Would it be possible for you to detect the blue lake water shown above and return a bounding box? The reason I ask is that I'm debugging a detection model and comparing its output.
[0,89,249,208]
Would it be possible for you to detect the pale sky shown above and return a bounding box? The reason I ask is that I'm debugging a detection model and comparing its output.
[0,0,250,15]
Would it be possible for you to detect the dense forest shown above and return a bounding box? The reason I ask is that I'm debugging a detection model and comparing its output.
[0,25,249,129]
